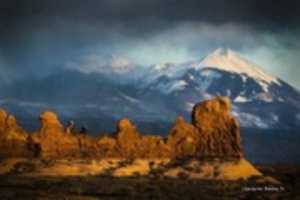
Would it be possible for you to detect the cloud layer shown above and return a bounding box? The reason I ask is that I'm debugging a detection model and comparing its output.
[0,1,300,88]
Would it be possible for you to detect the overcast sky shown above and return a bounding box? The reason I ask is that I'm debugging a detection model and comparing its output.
[1,0,300,88]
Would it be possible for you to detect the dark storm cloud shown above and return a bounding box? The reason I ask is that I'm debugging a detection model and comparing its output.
[1,0,300,28]
[0,0,300,88]
[1,0,299,46]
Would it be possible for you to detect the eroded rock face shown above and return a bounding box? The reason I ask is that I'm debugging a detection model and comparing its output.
[39,111,64,134]
[167,97,243,159]
[0,97,243,160]
[139,135,170,158]
[96,136,119,157]
[114,119,171,158]
[193,97,242,158]
[0,109,7,133]
[77,134,99,158]
[167,116,199,157]
[0,109,30,157]
[30,111,80,159]
[192,96,232,132]
[116,118,141,158]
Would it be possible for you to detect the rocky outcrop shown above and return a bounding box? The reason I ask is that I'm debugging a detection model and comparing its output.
[0,97,264,181]
[167,116,199,157]
[115,118,141,158]
[0,109,30,157]
[139,135,170,158]
[29,111,80,159]
[0,109,7,133]
[192,97,242,158]
[0,109,25,134]
[0,96,243,160]
[114,119,171,158]
[77,134,99,158]
[168,97,243,159]
[96,135,119,157]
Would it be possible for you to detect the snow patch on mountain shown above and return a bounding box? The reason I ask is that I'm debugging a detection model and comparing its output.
[141,48,280,96]
[120,93,140,104]
[193,69,222,90]
[232,111,269,129]
[142,62,187,86]
[169,80,188,92]
[155,79,188,94]
[234,96,249,103]
[241,75,247,83]
[188,48,281,92]
[255,93,274,102]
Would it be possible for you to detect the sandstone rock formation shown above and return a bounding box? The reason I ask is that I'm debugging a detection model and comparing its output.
[114,119,171,158]
[29,111,80,159]
[115,118,141,158]
[0,97,264,181]
[77,134,99,158]
[0,109,30,157]
[0,96,242,160]
[167,116,199,157]
[167,96,243,159]
[0,109,7,133]
[96,135,119,157]
[139,135,170,158]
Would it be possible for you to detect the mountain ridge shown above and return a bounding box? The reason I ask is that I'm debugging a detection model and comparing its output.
[1,48,300,133]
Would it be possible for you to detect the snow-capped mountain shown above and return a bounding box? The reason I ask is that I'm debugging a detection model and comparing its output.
[65,54,146,84]
[1,48,300,133]
[142,48,281,93]
[138,48,300,130]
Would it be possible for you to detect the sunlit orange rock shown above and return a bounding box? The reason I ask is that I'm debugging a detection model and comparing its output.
[167,116,199,157]
[1,97,243,160]
[139,135,170,158]
[192,96,242,158]
[0,109,30,157]
[167,97,242,159]
[30,111,80,158]
[96,135,119,157]
[0,109,7,133]
[77,134,99,158]
[115,118,141,158]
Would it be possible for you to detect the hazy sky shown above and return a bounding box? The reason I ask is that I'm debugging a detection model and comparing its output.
[1,0,300,88]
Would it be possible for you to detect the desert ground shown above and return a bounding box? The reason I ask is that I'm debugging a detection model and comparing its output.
[0,158,299,200]
[0,97,299,199]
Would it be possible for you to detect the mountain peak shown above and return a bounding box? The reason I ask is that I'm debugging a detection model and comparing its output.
[198,48,280,89]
